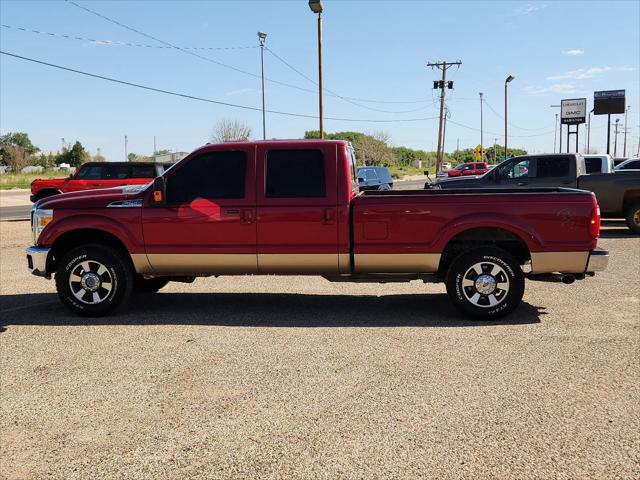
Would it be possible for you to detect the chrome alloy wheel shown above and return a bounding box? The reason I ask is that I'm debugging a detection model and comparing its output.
[68,260,113,304]
[462,261,510,308]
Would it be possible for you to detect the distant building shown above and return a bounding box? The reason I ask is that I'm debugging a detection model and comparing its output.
[151,152,188,164]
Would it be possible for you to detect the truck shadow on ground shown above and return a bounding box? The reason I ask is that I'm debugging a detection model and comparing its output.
[600,219,638,239]
[0,292,544,331]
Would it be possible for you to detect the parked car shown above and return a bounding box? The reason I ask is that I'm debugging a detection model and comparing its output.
[447,162,489,177]
[426,153,640,233]
[615,158,640,171]
[357,166,393,191]
[30,162,170,202]
[27,140,607,320]
[583,154,615,174]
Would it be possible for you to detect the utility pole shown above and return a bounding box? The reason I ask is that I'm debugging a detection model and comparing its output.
[258,32,267,140]
[587,109,593,154]
[428,60,462,173]
[442,106,450,157]
[504,75,515,160]
[554,113,558,153]
[613,119,620,157]
[153,136,156,154]
[125,135,128,161]
[551,104,561,153]
[623,106,630,157]
[493,138,498,164]
[479,92,484,160]
[456,138,459,152]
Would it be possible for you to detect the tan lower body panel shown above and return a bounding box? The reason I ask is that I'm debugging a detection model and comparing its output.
[354,253,441,273]
[144,253,257,275]
[258,253,340,273]
[530,251,589,273]
[131,253,153,275]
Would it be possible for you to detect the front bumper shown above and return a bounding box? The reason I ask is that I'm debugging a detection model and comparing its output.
[26,246,51,278]
[586,248,609,273]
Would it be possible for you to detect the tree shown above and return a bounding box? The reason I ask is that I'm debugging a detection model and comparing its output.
[352,133,393,166]
[93,148,106,162]
[0,132,39,158]
[56,141,88,167]
[2,145,30,172]
[154,149,171,155]
[210,119,251,143]
[127,153,138,162]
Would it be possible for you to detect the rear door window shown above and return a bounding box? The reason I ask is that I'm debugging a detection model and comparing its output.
[76,164,104,180]
[266,149,325,198]
[131,164,157,178]
[621,160,640,169]
[104,164,131,180]
[537,156,571,178]
[584,157,602,173]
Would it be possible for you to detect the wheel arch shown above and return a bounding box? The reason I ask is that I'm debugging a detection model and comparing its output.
[48,228,135,275]
[438,227,531,276]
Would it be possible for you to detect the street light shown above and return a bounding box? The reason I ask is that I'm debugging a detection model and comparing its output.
[308,0,324,138]
[479,92,484,160]
[258,31,267,140]
[587,108,594,153]
[504,75,515,160]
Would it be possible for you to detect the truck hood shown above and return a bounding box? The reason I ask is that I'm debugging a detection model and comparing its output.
[31,177,68,190]
[36,184,148,210]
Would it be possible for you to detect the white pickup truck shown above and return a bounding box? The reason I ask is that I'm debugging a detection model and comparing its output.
[583,154,615,174]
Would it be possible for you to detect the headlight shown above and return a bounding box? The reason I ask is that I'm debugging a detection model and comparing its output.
[32,209,53,244]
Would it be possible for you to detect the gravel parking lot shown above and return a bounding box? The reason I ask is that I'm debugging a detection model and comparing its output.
[1,220,638,479]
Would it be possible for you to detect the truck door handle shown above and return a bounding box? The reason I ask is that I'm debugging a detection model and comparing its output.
[241,209,254,224]
[323,208,335,224]
[517,182,528,186]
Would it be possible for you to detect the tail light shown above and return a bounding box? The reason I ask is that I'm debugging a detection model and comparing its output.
[589,203,601,239]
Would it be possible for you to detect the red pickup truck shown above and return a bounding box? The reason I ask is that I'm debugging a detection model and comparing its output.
[447,162,489,177]
[30,162,168,202]
[26,140,608,320]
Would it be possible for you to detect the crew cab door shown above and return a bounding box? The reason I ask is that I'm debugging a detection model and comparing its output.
[142,146,257,274]
[256,144,339,274]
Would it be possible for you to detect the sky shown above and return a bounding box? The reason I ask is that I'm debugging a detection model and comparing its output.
[1,0,639,161]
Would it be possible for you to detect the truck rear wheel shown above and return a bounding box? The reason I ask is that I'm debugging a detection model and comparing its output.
[445,247,525,320]
[55,244,133,317]
[624,202,640,234]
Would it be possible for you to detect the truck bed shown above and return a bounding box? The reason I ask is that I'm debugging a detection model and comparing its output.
[350,187,598,274]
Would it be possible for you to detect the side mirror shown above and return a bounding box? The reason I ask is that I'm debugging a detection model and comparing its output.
[357,177,365,183]
[151,176,166,206]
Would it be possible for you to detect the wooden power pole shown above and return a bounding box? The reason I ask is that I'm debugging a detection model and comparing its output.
[428,60,462,173]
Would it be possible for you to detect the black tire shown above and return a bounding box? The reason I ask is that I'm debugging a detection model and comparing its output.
[445,247,525,320]
[34,190,61,202]
[55,244,133,317]
[133,276,169,293]
[624,202,640,234]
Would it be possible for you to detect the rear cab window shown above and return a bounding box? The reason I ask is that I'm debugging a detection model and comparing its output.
[131,164,157,178]
[536,156,571,178]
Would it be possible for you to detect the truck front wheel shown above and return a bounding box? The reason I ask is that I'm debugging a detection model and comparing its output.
[55,244,133,316]
[624,202,640,234]
[445,247,525,320]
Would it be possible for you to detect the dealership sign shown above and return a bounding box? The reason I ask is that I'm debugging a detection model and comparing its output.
[561,98,587,124]
[594,90,625,115]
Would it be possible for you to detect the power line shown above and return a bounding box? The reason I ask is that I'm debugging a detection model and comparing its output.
[265,46,436,113]
[0,50,441,124]
[446,118,555,138]
[0,24,259,50]
[483,98,555,131]
[64,0,436,106]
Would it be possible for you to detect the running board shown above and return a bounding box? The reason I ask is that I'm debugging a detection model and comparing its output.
[323,273,441,284]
